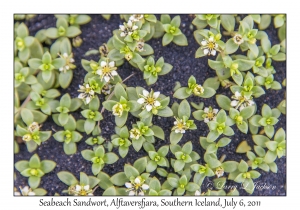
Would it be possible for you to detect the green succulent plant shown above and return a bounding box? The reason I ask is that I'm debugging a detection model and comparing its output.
[15,154,56,189]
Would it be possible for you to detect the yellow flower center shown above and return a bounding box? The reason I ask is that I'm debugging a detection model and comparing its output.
[146,97,155,105]
[102,66,111,74]
[208,42,215,50]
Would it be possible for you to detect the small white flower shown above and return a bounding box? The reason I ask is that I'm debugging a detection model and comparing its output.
[136,39,145,52]
[231,91,255,111]
[58,52,75,73]
[201,36,219,56]
[17,186,36,196]
[233,34,244,45]
[192,84,204,96]
[129,14,144,22]
[215,167,224,178]
[125,176,148,196]
[96,59,118,82]
[112,103,124,117]
[119,20,138,37]
[137,89,161,112]
[130,128,142,140]
[202,106,218,123]
[73,185,93,196]
[27,122,40,133]
[172,117,188,133]
[77,83,96,104]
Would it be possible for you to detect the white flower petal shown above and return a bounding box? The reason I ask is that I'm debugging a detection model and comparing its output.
[79,85,85,90]
[211,50,216,56]
[153,91,160,99]
[22,186,29,194]
[154,101,161,107]
[146,104,152,112]
[75,185,81,192]
[215,43,219,48]
[204,108,209,113]
[133,25,138,30]
[14,192,21,196]
[175,129,180,133]
[86,97,91,104]
[129,191,135,196]
[213,116,217,121]
[28,192,35,196]
[111,70,118,76]
[235,91,241,97]
[85,84,90,88]
[119,25,125,31]
[109,61,115,67]
[88,193,94,196]
[100,61,107,67]
[84,185,90,191]
[134,178,141,184]
[59,67,64,71]
[201,40,207,46]
[127,21,132,27]
[78,93,85,99]
[96,70,102,75]
[204,118,209,123]
[90,90,95,95]
[104,76,110,82]
[195,190,201,196]
[213,109,218,114]
[174,121,178,125]
[137,98,145,104]
[143,89,149,97]
[230,100,238,107]
[63,53,68,57]
[181,130,186,134]
[138,191,144,196]
[125,182,132,188]
[120,32,126,37]
[209,36,214,42]
[203,49,209,55]
[142,184,149,190]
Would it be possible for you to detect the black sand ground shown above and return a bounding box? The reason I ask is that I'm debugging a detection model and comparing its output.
[14,14,286,196]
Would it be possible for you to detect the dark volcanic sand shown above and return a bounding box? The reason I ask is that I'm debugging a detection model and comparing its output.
[14,14,286,196]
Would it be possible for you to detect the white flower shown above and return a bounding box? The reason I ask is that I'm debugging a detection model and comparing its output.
[16,186,36,196]
[73,185,93,196]
[201,36,219,56]
[233,34,244,45]
[28,122,40,133]
[112,103,124,117]
[231,91,255,111]
[101,83,113,95]
[96,59,118,82]
[130,128,142,140]
[193,84,204,96]
[137,89,161,112]
[129,14,144,22]
[136,39,145,52]
[58,52,75,73]
[119,20,139,37]
[172,117,188,133]
[215,167,224,178]
[77,83,95,104]
[203,107,218,123]
[22,133,32,142]
[125,176,149,196]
